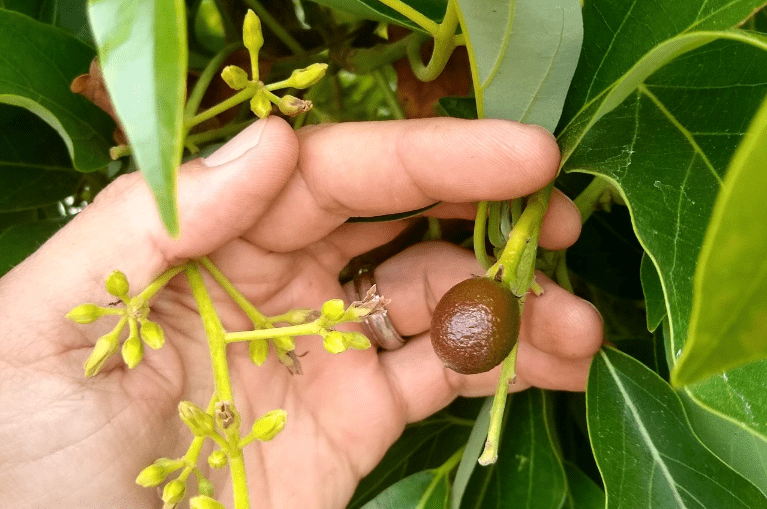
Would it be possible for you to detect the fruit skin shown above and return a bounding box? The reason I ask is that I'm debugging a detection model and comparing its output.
[431,277,520,374]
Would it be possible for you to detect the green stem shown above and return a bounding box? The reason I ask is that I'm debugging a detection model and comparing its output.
[198,256,270,327]
[185,262,250,509]
[406,0,459,82]
[376,0,440,34]
[474,201,492,270]
[478,342,518,465]
[572,175,616,224]
[225,322,320,343]
[371,67,405,120]
[185,43,242,122]
[187,87,256,130]
[342,34,415,74]
[137,265,186,301]
[243,0,305,55]
[186,119,258,147]
[555,251,573,293]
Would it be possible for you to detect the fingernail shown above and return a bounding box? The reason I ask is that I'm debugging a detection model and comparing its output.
[203,117,269,167]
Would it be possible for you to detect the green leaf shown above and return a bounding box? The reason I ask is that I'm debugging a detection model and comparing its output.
[587,347,767,508]
[455,0,583,131]
[640,254,666,333]
[0,218,68,276]
[0,9,113,172]
[462,389,566,509]
[56,0,94,45]
[450,398,490,509]
[87,0,187,235]
[361,469,449,509]
[682,392,767,497]
[2,0,57,23]
[0,107,81,212]
[672,92,767,385]
[348,412,472,509]
[308,0,446,31]
[560,32,767,373]
[436,96,477,120]
[563,462,605,509]
[560,0,767,127]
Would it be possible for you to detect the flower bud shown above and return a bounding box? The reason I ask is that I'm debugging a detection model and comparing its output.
[321,299,346,322]
[281,308,320,325]
[84,327,121,377]
[250,91,272,118]
[250,409,287,441]
[288,63,328,89]
[139,319,165,350]
[66,303,110,324]
[249,338,269,366]
[243,10,264,57]
[221,65,249,90]
[272,335,295,352]
[344,331,371,350]
[179,401,216,437]
[197,477,215,497]
[277,95,312,116]
[323,331,347,354]
[190,495,226,509]
[135,458,180,487]
[122,331,144,369]
[208,450,228,469]
[162,479,186,506]
[105,270,129,297]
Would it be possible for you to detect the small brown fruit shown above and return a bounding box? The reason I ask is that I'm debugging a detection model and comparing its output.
[431,277,520,374]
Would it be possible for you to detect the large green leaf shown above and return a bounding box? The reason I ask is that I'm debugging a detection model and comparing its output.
[455,0,583,131]
[563,462,604,509]
[361,469,450,509]
[639,254,666,333]
[348,411,472,509]
[587,347,767,508]
[672,92,767,385]
[87,0,187,235]
[0,218,68,276]
[2,0,57,22]
[461,389,566,509]
[560,0,767,127]
[308,0,446,31]
[0,9,113,172]
[0,108,81,212]
[682,392,767,496]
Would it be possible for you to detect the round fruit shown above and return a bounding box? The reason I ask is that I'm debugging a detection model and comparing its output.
[430,277,520,374]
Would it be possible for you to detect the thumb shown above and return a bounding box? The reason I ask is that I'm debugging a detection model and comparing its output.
[1,116,297,331]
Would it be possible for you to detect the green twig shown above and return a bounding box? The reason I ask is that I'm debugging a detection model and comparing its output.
[186,119,258,147]
[572,175,618,224]
[406,0,459,81]
[225,322,319,343]
[243,0,305,55]
[474,201,492,269]
[137,266,186,301]
[376,0,440,34]
[197,256,270,327]
[371,67,405,119]
[185,43,243,122]
[187,88,256,130]
[478,343,518,465]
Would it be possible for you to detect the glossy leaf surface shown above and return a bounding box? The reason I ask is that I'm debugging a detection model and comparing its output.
[461,389,566,509]
[2,0,57,22]
[672,92,767,385]
[88,0,187,235]
[563,462,605,509]
[640,254,666,333]
[0,218,67,276]
[361,470,449,509]
[587,347,767,508]
[455,0,583,131]
[308,0,446,31]
[0,10,113,172]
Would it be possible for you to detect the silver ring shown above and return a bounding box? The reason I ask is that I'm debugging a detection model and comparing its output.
[343,268,406,350]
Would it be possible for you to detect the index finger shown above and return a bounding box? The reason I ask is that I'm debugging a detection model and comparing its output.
[245,118,560,252]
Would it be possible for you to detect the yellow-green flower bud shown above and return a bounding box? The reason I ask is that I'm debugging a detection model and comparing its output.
[221,65,249,90]
[162,479,186,505]
[105,270,129,297]
[250,91,272,118]
[208,450,228,469]
[277,95,312,116]
[139,319,165,350]
[122,332,143,369]
[135,458,180,487]
[249,338,269,366]
[243,10,264,58]
[344,331,371,350]
[323,331,347,354]
[288,63,328,89]
[84,327,121,377]
[179,401,216,437]
[190,495,226,509]
[272,335,295,352]
[250,409,287,441]
[197,477,215,497]
[321,299,346,321]
[280,308,320,324]
[66,303,111,324]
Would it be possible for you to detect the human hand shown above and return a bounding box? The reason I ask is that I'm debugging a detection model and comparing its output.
[0,117,602,509]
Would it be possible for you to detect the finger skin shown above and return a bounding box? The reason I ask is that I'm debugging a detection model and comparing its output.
[247,118,561,251]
